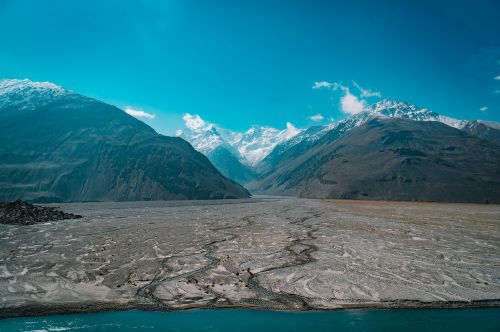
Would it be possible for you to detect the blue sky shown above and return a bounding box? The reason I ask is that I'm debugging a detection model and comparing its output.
[1,0,499,134]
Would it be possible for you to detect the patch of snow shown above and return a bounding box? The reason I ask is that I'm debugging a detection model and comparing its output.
[364,100,467,128]
[0,78,70,110]
[0,78,64,94]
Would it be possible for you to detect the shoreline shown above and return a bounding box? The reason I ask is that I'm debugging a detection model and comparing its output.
[2,299,500,320]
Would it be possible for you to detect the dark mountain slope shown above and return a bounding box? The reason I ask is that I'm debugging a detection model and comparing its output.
[0,80,249,202]
[257,125,326,175]
[206,146,258,184]
[249,117,500,203]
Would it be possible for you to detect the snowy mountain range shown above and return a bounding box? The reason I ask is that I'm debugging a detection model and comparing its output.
[270,100,467,155]
[3,78,499,195]
[179,99,500,181]
[177,113,301,166]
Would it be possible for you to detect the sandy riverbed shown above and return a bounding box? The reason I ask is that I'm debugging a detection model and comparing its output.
[1,197,499,318]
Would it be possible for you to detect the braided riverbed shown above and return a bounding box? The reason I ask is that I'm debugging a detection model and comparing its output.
[1,197,499,318]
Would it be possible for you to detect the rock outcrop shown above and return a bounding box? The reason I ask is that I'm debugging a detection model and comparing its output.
[0,200,82,225]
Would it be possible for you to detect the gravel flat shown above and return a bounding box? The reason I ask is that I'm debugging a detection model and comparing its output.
[1,197,499,317]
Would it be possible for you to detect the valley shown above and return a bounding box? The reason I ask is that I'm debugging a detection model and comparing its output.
[2,2,500,329]
[2,79,500,204]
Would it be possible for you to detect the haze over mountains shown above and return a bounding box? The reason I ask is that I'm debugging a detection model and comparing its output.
[0,79,249,202]
[1,78,499,203]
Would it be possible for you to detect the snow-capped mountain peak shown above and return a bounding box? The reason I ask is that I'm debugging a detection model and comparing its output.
[0,78,71,110]
[263,99,472,164]
[179,114,302,166]
[0,78,69,97]
[178,114,227,154]
[367,99,429,116]
[0,78,65,94]
[364,99,466,129]
[236,123,301,166]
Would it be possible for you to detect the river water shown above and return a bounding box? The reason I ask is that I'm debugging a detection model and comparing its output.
[0,308,499,331]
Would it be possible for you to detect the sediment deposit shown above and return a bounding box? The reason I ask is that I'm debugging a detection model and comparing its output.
[1,197,499,317]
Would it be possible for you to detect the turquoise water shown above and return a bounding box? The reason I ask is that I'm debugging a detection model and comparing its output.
[0,308,499,332]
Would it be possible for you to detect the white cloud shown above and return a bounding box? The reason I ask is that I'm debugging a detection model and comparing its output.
[125,107,155,119]
[340,87,366,115]
[494,75,500,80]
[285,122,300,138]
[312,80,380,115]
[182,113,210,131]
[312,81,340,90]
[480,106,488,112]
[353,82,382,98]
[175,129,183,136]
[309,113,324,122]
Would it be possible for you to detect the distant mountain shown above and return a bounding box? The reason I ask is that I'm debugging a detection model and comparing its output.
[206,146,258,184]
[0,79,250,202]
[257,124,333,175]
[233,124,302,166]
[177,118,256,184]
[179,114,300,183]
[249,117,500,203]
[257,100,500,175]
[177,98,500,203]
[363,100,466,128]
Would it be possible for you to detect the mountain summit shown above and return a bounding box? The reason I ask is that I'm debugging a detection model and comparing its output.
[0,78,69,109]
[364,100,466,128]
[0,79,250,202]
